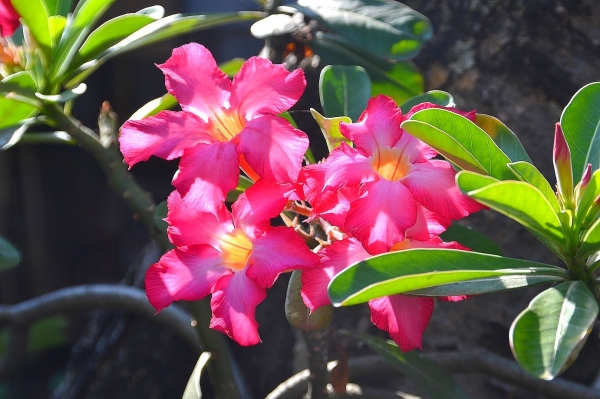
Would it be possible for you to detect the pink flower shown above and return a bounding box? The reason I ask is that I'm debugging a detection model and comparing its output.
[300,95,483,253]
[146,179,319,346]
[120,43,308,213]
[301,215,468,351]
[0,0,19,37]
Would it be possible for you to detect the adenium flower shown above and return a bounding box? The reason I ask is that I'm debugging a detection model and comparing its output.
[301,95,483,254]
[120,43,308,214]
[0,0,19,37]
[301,207,468,351]
[146,179,319,346]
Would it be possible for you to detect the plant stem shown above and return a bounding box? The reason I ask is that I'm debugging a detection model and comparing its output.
[301,329,330,399]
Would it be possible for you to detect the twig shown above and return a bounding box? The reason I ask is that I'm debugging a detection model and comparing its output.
[266,352,600,399]
[301,329,330,399]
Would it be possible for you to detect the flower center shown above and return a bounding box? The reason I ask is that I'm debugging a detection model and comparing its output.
[219,229,253,272]
[210,109,245,142]
[370,147,411,181]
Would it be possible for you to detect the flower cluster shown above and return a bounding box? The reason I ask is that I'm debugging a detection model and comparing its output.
[119,43,483,348]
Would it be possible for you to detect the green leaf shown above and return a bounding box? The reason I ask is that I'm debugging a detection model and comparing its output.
[0,118,36,150]
[250,13,295,39]
[153,201,168,233]
[11,0,52,54]
[0,236,21,270]
[508,161,560,213]
[49,0,117,82]
[0,72,40,129]
[510,281,598,380]
[218,58,245,78]
[285,270,333,331]
[404,109,515,180]
[455,170,499,192]
[73,10,164,67]
[182,352,212,399]
[328,249,569,306]
[53,0,74,16]
[399,90,454,114]
[310,108,352,151]
[560,82,600,184]
[440,224,502,256]
[311,32,423,104]
[48,15,67,46]
[225,175,253,203]
[343,331,468,399]
[462,179,566,256]
[291,0,432,60]
[319,65,371,120]
[577,216,600,258]
[576,169,600,225]
[27,316,69,351]
[475,114,532,164]
[128,93,178,120]
[65,12,263,88]
[35,83,86,102]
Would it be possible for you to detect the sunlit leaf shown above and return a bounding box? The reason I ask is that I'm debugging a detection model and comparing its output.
[218,58,245,77]
[35,83,86,102]
[319,65,371,121]
[343,331,468,399]
[250,13,295,38]
[285,270,333,331]
[128,93,178,120]
[460,178,566,256]
[11,0,52,55]
[311,32,423,104]
[310,109,351,151]
[0,72,40,130]
[475,114,532,164]
[404,109,515,180]
[182,352,212,399]
[560,82,600,184]
[507,161,559,212]
[510,281,597,380]
[291,0,432,60]
[0,236,21,270]
[328,249,569,306]
[399,90,454,114]
[0,118,36,150]
[48,15,67,46]
[225,175,253,203]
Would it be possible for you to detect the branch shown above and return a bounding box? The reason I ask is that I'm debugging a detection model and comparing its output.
[266,351,600,399]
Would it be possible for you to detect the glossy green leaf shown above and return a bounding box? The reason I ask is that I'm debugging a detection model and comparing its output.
[0,118,36,150]
[218,58,245,77]
[11,0,52,54]
[311,32,422,104]
[129,93,177,120]
[455,170,499,192]
[49,0,117,82]
[225,175,253,203]
[0,236,21,270]
[18,131,75,145]
[508,161,560,212]
[310,109,352,151]
[343,331,468,399]
[399,90,454,114]
[182,352,211,399]
[328,249,569,306]
[464,180,566,256]
[49,0,74,16]
[440,224,502,256]
[404,109,515,180]
[65,12,262,88]
[35,83,86,102]
[475,114,532,164]
[560,82,600,184]
[0,73,40,129]
[48,15,67,45]
[291,0,431,60]
[577,216,600,258]
[319,65,371,120]
[285,270,333,331]
[74,10,163,67]
[510,281,598,380]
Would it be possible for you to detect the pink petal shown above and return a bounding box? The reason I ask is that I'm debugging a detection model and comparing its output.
[232,179,295,238]
[403,160,484,221]
[119,110,214,167]
[210,271,266,346]
[246,226,320,289]
[159,43,232,120]
[231,57,306,118]
[166,190,233,248]
[340,95,404,157]
[309,185,360,228]
[369,295,434,352]
[392,129,438,163]
[346,180,417,254]
[172,141,240,213]
[237,116,308,184]
[145,246,228,312]
[0,0,20,37]
[405,205,451,241]
[301,238,370,312]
